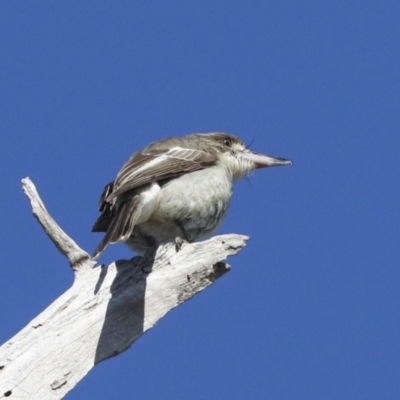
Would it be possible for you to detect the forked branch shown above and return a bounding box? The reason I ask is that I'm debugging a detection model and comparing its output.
[0,178,248,400]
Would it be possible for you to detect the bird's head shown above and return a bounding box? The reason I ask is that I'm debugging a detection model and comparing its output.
[203,133,292,180]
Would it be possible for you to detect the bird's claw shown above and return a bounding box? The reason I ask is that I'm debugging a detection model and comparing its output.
[175,236,185,252]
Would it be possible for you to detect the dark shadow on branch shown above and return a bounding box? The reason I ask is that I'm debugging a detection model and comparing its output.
[94,251,156,364]
[94,265,108,295]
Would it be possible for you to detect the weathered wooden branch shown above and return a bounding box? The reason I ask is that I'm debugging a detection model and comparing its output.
[0,178,248,399]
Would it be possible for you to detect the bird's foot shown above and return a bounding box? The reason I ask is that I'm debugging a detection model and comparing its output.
[175,236,185,252]
[173,221,194,252]
[174,235,194,252]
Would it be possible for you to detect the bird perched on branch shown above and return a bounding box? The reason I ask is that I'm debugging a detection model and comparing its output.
[92,132,292,258]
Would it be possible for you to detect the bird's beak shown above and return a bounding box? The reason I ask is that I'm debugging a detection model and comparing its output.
[242,150,293,169]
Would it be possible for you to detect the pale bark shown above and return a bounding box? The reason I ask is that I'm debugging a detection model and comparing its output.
[0,178,248,399]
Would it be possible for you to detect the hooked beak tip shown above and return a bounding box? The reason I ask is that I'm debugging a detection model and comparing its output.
[275,158,293,166]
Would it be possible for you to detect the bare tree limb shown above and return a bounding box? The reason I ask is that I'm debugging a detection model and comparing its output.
[0,178,248,399]
[21,177,95,272]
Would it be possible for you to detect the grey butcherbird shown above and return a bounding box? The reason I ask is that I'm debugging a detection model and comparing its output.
[92,132,292,258]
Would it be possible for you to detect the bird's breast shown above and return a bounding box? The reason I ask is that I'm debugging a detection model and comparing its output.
[151,167,233,233]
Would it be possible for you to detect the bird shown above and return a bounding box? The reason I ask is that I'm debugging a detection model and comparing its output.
[92,132,292,258]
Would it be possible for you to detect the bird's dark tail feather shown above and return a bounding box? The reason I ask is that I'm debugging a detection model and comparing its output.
[98,181,114,211]
[92,213,113,233]
[92,195,143,259]
[92,180,114,232]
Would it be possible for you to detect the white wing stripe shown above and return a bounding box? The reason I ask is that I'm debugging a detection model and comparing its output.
[120,154,170,184]
[118,147,206,185]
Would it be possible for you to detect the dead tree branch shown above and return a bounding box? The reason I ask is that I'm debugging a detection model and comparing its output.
[0,178,248,400]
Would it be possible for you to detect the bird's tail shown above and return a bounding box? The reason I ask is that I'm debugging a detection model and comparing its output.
[92,181,115,233]
[92,195,143,259]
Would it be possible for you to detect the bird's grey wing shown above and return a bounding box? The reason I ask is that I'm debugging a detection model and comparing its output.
[108,147,217,201]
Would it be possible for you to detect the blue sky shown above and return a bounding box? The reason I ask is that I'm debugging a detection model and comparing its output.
[1,1,399,399]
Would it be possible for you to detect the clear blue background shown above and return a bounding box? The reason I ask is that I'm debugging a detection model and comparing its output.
[1,1,399,399]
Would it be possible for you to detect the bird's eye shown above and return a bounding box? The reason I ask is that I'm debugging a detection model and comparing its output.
[222,138,232,147]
